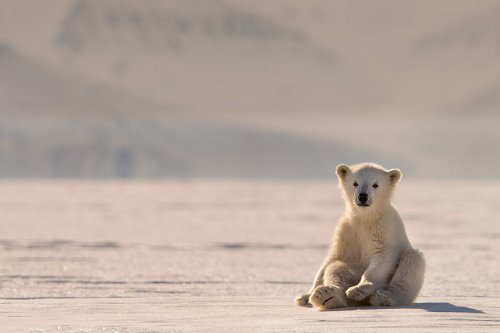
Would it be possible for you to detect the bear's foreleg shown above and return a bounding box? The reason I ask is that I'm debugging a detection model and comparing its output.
[346,251,398,302]
[369,250,425,306]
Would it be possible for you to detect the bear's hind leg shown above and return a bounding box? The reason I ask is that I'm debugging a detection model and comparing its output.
[369,250,425,306]
[309,262,361,310]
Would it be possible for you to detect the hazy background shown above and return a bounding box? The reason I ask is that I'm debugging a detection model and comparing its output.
[0,0,499,179]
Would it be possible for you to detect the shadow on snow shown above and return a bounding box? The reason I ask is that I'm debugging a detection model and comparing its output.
[304,302,484,314]
[409,302,483,313]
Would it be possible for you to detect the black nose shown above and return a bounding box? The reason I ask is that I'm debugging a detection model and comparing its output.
[358,193,368,203]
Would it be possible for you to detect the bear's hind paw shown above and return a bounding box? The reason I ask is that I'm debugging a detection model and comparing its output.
[295,294,310,306]
[309,286,347,311]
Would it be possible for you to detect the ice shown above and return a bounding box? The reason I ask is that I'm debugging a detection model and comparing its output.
[0,180,498,332]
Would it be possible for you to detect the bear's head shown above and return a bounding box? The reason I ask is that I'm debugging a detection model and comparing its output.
[336,163,401,212]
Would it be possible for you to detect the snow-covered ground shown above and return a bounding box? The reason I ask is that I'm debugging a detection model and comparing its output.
[0,181,499,332]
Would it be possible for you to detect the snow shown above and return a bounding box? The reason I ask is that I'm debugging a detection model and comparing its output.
[0,180,499,332]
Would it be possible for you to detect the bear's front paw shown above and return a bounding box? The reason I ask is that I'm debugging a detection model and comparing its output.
[295,294,310,306]
[309,286,348,311]
[369,290,396,306]
[346,283,376,301]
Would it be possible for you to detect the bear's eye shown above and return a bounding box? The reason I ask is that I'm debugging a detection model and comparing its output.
[372,183,378,188]
[353,182,358,187]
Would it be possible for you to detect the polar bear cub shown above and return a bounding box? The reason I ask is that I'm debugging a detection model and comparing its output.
[296,163,425,310]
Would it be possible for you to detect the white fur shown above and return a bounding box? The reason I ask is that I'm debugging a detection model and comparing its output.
[295,163,425,311]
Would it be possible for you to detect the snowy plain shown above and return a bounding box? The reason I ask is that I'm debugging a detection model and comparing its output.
[0,180,499,332]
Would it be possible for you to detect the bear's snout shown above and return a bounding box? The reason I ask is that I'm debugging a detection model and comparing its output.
[357,193,369,206]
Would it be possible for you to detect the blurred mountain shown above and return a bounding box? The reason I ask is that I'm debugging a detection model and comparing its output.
[0,43,161,115]
[53,0,357,115]
[0,0,499,178]
[3,0,500,117]
[42,0,500,117]
[0,114,399,178]
[0,43,393,178]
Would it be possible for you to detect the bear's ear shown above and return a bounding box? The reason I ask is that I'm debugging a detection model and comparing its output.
[336,164,350,180]
[388,169,402,184]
